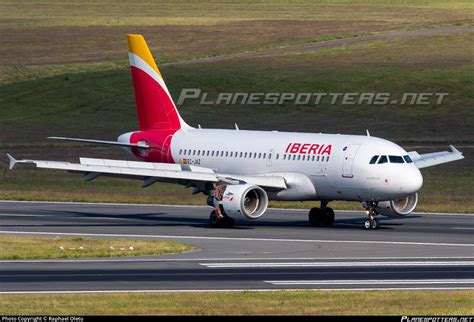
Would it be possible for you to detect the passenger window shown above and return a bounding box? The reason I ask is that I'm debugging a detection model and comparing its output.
[389,155,404,163]
[220,151,224,157]
[369,155,379,164]
[263,153,266,159]
[239,152,243,158]
[193,150,196,156]
[404,155,413,163]
[207,151,210,156]
[293,155,296,160]
[258,153,262,159]
[378,155,388,164]
[312,155,315,161]
[254,153,257,158]
[327,156,330,162]
[317,156,320,161]
[268,153,272,159]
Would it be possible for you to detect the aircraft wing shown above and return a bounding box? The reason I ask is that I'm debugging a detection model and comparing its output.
[6,154,287,190]
[408,145,464,169]
[48,137,150,149]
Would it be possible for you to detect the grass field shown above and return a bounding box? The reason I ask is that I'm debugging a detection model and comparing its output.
[0,235,191,259]
[0,1,472,212]
[1,290,472,315]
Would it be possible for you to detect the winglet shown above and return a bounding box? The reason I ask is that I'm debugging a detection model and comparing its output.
[449,145,462,155]
[6,153,17,170]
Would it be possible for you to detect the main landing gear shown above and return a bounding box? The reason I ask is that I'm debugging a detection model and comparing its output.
[363,201,380,230]
[209,210,235,228]
[308,201,335,227]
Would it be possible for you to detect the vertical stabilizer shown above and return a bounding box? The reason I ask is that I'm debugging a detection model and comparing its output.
[127,34,189,131]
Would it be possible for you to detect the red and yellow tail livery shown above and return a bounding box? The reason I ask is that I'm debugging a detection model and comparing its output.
[127,34,185,131]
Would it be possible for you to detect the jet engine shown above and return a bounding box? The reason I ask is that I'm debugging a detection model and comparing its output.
[375,193,418,217]
[208,184,268,220]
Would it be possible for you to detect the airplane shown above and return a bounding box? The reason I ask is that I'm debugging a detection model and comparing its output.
[7,34,465,230]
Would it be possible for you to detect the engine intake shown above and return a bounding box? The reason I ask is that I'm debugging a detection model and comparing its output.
[375,193,418,217]
[209,184,268,220]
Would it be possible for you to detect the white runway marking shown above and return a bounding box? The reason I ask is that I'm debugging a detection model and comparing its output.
[201,261,474,268]
[0,230,473,247]
[451,227,474,230]
[0,213,134,221]
[0,214,49,217]
[265,279,474,285]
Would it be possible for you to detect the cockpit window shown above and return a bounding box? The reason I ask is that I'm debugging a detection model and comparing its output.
[369,155,379,164]
[389,155,404,163]
[377,155,388,164]
[403,155,413,163]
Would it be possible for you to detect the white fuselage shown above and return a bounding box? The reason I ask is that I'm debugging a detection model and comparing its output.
[167,128,423,202]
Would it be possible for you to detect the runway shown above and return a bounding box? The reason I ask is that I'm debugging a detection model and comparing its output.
[0,201,473,293]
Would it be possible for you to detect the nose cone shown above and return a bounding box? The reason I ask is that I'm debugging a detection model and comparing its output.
[404,167,423,193]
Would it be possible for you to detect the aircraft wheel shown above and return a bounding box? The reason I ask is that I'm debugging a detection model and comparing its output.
[308,207,322,226]
[364,218,379,230]
[372,218,380,229]
[364,219,372,230]
[209,210,222,228]
[323,207,335,226]
[210,210,234,228]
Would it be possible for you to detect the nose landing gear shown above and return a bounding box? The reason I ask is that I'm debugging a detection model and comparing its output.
[308,201,335,227]
[364,201,380,230]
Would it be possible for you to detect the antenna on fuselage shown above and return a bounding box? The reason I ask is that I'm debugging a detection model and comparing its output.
[198,124,202,129]
[235,123,239,131]
[366,129,370,137]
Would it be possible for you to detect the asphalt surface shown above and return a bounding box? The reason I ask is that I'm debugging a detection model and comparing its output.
[0,201,473,293]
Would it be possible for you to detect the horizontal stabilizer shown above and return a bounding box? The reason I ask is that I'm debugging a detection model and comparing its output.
[6,153,17,170]
[48,137,150,148]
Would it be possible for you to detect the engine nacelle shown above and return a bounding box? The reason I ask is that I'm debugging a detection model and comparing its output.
[209,184,268,220]
[375,193,418,217]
